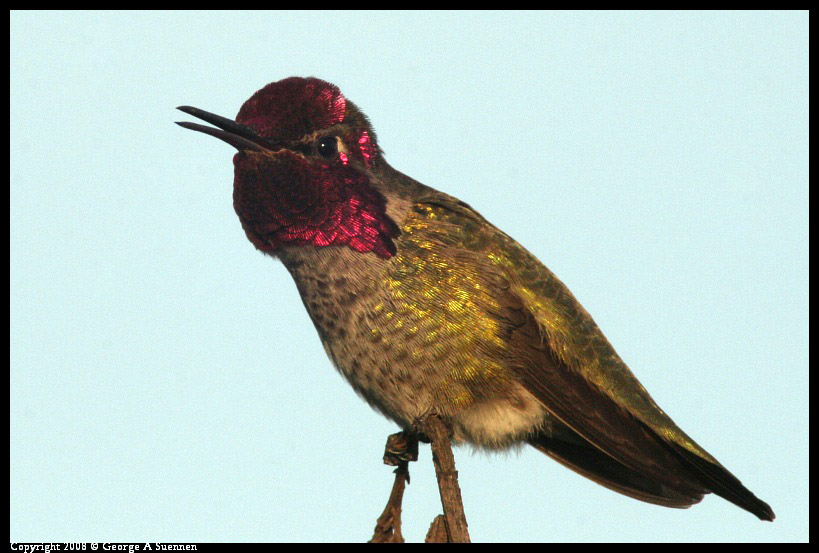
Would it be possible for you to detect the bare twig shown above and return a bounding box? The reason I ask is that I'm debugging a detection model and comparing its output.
[425,514,449,543]
[369,419,470,543]
[417,414,471,543]
[370,431,419,543]
[370,464,410,543]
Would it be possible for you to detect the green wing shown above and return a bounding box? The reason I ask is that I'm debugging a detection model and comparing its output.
[412,193,774,520]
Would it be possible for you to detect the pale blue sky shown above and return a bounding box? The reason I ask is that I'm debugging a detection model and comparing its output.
[10,11,808,543]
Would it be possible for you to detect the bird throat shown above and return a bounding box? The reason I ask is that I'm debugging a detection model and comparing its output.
[232,151,400,259]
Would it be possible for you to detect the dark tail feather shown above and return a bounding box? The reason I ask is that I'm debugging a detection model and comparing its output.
[666,441,775,521]
[530,428,775,521]
[529,432,705,509]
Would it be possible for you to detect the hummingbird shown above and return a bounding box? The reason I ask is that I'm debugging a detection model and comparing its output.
[177,76,774,522]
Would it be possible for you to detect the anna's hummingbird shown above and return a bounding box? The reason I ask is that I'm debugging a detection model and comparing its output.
[177,76,774,521]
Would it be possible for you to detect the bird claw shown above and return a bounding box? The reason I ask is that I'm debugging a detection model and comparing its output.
[383,430,419,466]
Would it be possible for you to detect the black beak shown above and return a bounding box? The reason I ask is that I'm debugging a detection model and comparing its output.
[176,106,273,153]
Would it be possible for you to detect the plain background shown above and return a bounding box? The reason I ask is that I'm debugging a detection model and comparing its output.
[10,11,807,543]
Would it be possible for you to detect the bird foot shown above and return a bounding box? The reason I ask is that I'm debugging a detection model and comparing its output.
[383,430,420,467]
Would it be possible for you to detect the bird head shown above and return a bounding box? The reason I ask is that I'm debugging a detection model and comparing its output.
[177,77,400,258]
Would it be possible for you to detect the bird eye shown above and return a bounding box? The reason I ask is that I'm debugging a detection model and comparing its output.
[317,136,338,158]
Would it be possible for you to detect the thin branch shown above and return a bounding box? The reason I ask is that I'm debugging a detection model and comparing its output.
[417,414,471,543]
[370,464,409,543]
[370,430,419,543]
[425,514,449,543]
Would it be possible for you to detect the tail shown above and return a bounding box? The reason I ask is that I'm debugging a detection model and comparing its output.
[665,440,775,521]
[529,428,774,521]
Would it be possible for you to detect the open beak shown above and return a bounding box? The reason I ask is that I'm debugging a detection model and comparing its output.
[176,106,274,153]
